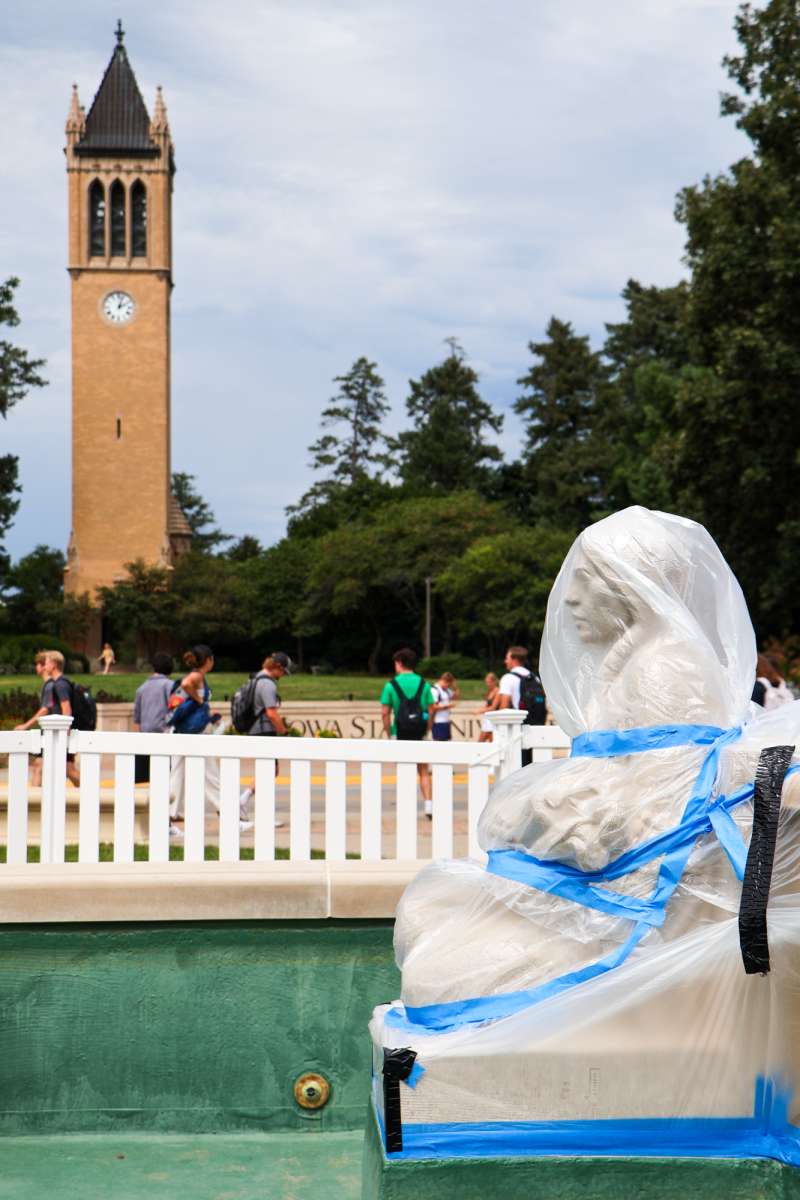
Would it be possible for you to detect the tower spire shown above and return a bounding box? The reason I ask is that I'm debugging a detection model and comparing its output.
[65,84,85,136]
[116,18,125,46]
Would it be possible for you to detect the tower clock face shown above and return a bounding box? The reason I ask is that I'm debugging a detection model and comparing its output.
[102,292,135,325]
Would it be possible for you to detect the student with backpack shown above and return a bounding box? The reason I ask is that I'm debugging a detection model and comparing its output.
[168,645,254,835]
[235,652,292,828]
[498,645,547,768]
[15,650,84,787]
[380,648,435,816]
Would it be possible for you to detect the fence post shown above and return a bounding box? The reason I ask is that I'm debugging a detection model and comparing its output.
[38,715,74,863]
[486,710,527,780]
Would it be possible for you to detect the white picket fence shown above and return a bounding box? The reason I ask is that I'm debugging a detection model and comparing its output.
[0,712,570,866]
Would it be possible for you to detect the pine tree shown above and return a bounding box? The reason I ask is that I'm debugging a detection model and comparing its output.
[390,341,503,493]
[515,318,609,530]
[288,357,390,515]
[172,472,232,553]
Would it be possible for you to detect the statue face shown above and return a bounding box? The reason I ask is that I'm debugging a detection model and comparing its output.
[564,556,634,645]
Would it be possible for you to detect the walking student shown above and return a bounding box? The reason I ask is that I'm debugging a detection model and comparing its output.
[99,643,115,674]
[380,648,435,816]
[133,652,174,792]
[238,652,293,828]
[498,645,547,767]
[168,645,254,835]
[15,650,80,788]
[430,671,459,742]
[133,653,175,733]
[474,672,500,742]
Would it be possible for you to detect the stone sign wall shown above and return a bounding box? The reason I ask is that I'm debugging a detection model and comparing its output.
[96,700,488,741]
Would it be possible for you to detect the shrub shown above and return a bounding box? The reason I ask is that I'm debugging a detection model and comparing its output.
[0,688,41,730]
[0,635,88,674]
[418,653,485,680]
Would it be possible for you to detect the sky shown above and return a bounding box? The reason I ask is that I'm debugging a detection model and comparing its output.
[0,0,750,560]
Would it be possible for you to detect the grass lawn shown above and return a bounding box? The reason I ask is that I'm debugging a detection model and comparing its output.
[0,672,489,703]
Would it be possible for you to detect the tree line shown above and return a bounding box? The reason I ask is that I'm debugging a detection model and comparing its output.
[3,0,800,672]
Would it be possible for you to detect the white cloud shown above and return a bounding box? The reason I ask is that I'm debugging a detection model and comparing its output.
[0,0,748,557]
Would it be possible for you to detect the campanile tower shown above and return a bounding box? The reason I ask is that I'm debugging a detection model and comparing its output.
[65,23,190,660]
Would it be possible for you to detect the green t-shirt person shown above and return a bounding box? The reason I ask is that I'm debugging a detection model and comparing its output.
[380,671,434,737]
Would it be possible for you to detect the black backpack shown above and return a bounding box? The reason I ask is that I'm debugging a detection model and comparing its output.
[230,671,266,734]
[68,680,97,731]
[391,677,427,739]
[513,669,547,726]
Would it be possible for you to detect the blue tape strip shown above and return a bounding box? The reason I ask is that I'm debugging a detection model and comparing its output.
[379,1077,800,1166]
[570,724,727,759]
[405,1062,425,1089]
[392,735,794,1036]
[396,922,650,1032]
[709,806,748,881]
[485,852,666,925]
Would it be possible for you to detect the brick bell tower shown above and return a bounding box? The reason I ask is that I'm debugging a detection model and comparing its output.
[65,22,191,663]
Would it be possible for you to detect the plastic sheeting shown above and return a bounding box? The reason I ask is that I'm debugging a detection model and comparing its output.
[370,507,800,1163]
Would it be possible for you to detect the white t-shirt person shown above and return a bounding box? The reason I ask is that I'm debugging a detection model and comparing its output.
[431,684,454,724]
[498,664,531,710]
[498,649,534,766]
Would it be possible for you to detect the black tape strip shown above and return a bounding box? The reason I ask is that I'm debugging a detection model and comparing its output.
[739,744,795,975]
[382,1048,417,1153]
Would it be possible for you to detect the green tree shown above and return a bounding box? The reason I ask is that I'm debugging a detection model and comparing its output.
[0,278,48,568]
[172,472,232,553]
[170,551,248,645]
[671,0,800,633]
[0,456,21,577]
[240,537,318,669]
[225,535,263,562]
[300,492,511,671]
[285,473,395,541]
[390,342,503,493]
[96,559,177,661]
[438,527,574,664]
[594,280,691,512]
[38,592,99,655]
[0,545,65,635]
[515,318,609,530]
[288,358,391,516]
[0,278,47,419]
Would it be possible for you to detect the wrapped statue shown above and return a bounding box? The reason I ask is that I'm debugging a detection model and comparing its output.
[370,507,800,1166]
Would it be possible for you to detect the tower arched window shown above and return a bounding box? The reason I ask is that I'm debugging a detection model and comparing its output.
[89,181,105,257]
[110,181,126,257]
[131,181,147,258]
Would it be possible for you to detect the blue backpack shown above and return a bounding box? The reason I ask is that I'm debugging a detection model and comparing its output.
[166,678,211,734]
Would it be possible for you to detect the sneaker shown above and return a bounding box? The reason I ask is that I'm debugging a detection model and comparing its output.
[275,820,285,828]
[168,824,184,838]
[239,820,255,833]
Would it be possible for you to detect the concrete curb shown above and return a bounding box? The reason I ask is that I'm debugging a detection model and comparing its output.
[0,858,428,923]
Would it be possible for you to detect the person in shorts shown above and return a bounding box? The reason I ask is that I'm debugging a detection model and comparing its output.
[15,651,80,787]
[380,648,435,815]
[473,672,500,743]
[430,671,459,742]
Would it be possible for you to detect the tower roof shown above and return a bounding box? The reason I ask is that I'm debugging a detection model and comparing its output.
[74,22,159,158]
